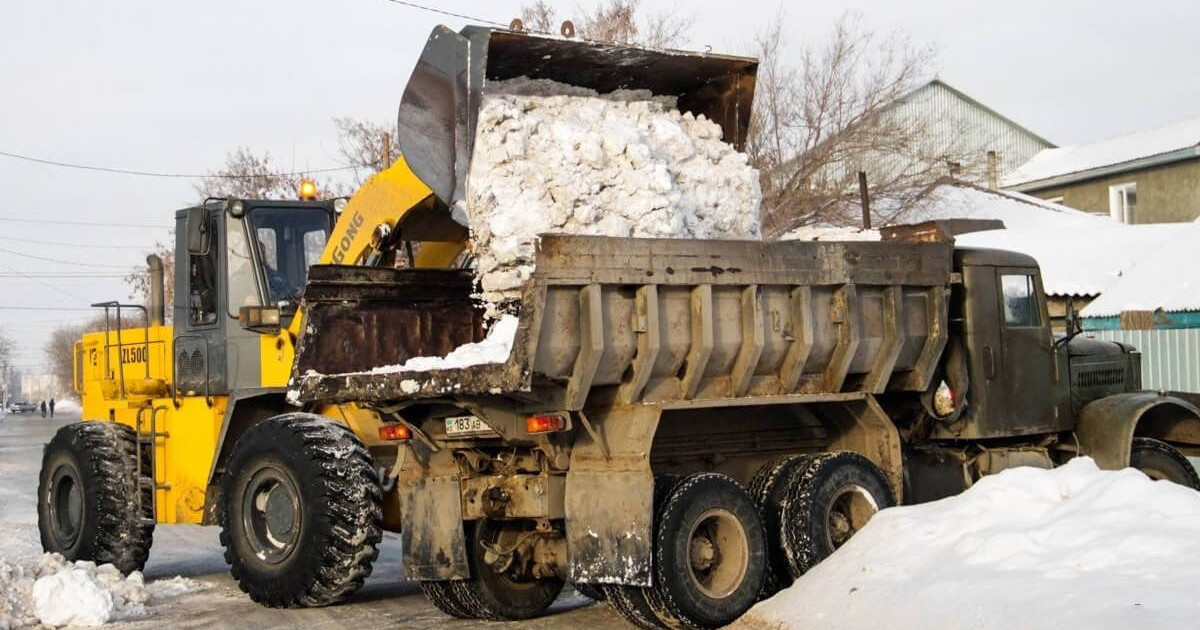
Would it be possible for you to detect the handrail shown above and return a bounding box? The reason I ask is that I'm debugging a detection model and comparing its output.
[90,301,151,398]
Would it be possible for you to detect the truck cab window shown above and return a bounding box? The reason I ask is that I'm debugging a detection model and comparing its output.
[1000,274,1038,327]
[188,218,218,327]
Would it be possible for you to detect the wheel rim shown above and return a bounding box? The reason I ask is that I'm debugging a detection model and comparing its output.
[824,485,878,550]
[241,464,302,565]
[48,464,84,548]
[686,508,749,600]
[1138,465,1170,482]
[478,521,543,592]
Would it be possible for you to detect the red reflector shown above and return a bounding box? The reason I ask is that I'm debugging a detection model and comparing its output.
[526,414,565,434]
[378,424,411,441]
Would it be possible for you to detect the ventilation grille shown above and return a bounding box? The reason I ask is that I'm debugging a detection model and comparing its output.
[176,348,205,383]
[1074,367,1124,388]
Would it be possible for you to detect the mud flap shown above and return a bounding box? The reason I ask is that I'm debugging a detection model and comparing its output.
[565,469,654,586]
[402,475,469,580]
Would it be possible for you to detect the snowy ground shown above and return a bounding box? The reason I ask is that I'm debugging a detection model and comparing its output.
[0,413,626,629]
[735,458,1200,630]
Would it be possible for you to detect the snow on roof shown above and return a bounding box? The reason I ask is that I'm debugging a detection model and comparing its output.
[956,223,1177,297]
[1004,116,1200,187]
[1079,222,1200,317]
[899,182,1107,230]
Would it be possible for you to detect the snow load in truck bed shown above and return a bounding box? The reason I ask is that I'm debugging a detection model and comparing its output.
[733,457,1200,630]
[463,77,762,304]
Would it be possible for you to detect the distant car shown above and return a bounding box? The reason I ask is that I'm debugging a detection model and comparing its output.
[8,401,36,413]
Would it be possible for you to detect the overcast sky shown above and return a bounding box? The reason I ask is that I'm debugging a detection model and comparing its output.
[1,0,1197,376]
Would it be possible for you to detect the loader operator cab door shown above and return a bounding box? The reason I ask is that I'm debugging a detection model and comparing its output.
[954,249,1065,438]
[175,200,335,396]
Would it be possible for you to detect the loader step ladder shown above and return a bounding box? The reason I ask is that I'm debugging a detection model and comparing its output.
[134,405,171,525]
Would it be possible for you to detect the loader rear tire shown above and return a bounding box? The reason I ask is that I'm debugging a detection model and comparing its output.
[37,421,154,574]
[451,519,563,620]
[1130,437,1200,490]
[779,452,894,579]
[219,413,382,607]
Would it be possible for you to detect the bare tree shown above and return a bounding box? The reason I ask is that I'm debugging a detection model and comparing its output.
[747,13,981,236]
[519,0,692,48]
[43,318,105,401]
[333,117,399,190]
[193,147,323,200]
[0,329,13,408]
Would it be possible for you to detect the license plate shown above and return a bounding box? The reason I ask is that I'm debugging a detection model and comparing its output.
[445,415,496,438]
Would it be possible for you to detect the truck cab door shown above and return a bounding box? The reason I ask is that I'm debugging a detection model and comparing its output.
[955,262,1059,438]
[991,267,1058,434]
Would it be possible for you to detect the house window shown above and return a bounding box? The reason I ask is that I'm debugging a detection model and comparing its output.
[1109,182,1137,223]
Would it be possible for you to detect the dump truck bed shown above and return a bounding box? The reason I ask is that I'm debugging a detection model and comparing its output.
[292,234,953,408]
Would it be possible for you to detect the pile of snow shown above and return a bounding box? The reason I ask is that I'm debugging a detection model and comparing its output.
[736,458,1200,630]
[368,314,519,374]
[463,77,762,303]
[0,554,204,629]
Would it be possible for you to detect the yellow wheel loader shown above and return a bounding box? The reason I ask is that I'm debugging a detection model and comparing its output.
[40,22,756,613]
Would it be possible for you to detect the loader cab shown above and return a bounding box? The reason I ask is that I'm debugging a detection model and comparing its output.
[174,199,336,396]
[940,248,1071,439]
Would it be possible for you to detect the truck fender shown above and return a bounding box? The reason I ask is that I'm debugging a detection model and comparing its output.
[205,389,290,489]
[1075,392,1200,470]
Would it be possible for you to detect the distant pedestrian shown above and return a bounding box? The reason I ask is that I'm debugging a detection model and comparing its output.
[49,398,55,418]
[40,401,46,418]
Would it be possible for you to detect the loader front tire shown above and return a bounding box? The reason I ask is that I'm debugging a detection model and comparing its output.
[37,421,154,574]
[219,413,382,607]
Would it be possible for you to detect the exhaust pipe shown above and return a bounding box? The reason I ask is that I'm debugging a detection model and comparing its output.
[147,254,165,326]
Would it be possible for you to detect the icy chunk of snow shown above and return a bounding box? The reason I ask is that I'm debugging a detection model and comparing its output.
[33,568,115,627]
[735,457,1200,630]
[464,78,762,304]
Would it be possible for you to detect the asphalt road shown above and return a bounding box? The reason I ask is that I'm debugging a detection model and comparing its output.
[0,411,634,630]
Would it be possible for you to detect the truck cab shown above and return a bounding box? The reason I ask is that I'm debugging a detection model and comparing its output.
[944,247,1142,441]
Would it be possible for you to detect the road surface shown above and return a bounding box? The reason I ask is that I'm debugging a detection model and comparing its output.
[0,411,632,630]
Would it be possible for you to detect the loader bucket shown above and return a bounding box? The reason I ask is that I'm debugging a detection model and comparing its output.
[397,25,759,206]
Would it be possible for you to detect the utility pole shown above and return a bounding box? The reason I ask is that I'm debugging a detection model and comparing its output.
[381,133,393,170]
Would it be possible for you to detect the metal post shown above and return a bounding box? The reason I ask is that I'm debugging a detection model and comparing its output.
[857,171,872,230]
[987,151,999,189]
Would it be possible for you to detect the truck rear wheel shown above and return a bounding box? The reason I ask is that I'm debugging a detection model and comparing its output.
[452,519,563,620]
[603,474,681,630]
[419,580,473,619]
[219,413,382,607]
[650,473,766,629]
[749,454,812,595]
[37,421,154,574]
[1130,437,1200,490]
[780,452,894,579]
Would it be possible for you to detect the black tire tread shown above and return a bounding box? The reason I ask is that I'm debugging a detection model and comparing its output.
[779,452,894,579]
[420,580,473,619]
[38,421,154,574]
[1131,437,1200,490]
[218,413,382,608]
[748,454,812,595]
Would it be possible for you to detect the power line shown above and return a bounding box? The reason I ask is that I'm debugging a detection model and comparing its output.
[0,307,95,311]
[0,273,130,278]
[0,265,88,303]
[0,235,153,250]
[0,149,368,180]
[375,0,509,27]
[0,245,143,269]
[0,216,170,229]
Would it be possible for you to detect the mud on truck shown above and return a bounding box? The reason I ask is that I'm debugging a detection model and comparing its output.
[43,22,1200,630]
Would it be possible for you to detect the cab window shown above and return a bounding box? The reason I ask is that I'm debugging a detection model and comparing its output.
[227,214,261,317]
[1000,274,1039,327]
[247,206,333,306]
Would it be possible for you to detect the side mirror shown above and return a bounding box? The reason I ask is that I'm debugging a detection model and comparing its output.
[1064,298,1083,340]
[239,305,281,334]
[186,207,211,256]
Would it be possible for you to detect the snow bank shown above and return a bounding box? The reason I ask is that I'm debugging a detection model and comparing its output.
[736,458,1200,630]
[0,554,204,629]
[464,77,762,303]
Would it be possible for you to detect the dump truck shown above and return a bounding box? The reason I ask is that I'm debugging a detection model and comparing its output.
[43,21,1200,630]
